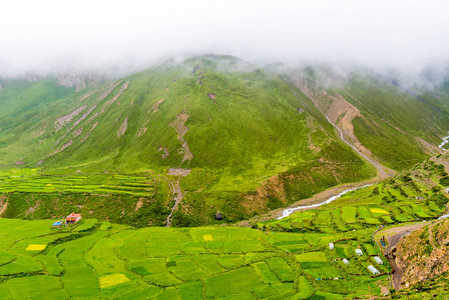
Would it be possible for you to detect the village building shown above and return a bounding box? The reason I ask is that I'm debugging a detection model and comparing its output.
[355,249,363,256]
[66,213,82,224]
[342,258,349,265]
[329,243,334,250]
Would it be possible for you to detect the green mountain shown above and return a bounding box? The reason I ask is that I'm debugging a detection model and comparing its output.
[0,55,376,224]
[1,55,449,225]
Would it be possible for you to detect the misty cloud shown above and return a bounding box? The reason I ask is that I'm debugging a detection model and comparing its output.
[1,0,449,77]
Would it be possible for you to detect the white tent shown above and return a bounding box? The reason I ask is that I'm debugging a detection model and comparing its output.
[373,256,383,265]
[368,265,380,275]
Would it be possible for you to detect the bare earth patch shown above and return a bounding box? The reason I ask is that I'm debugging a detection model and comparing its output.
[242,175,288,215]
[55,104,97,146]
[192,64,200,73]
[78,90,98,102]
[149,99,165,114]
[158,147,170,159]
[0,195,8,216]
[72,127,83,138]
[137,127,147,137]
[105,82,129,106]
[98,80,124,101]
[163,170,190,227]
[55,106,87,132]
[35,126,47,137]
[170,112,194,165]
[168,168,191,177]
[135,197,144,211]
[81,122,99,143]
[117,117,128,138]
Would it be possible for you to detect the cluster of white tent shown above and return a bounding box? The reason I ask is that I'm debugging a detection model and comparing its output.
[328,242,384,275]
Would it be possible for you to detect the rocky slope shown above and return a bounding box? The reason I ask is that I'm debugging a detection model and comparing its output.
[395,219,449,288]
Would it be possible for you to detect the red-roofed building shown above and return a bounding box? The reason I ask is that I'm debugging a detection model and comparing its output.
[66,213,82,224]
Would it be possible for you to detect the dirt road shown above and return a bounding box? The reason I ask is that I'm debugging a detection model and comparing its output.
[376,222,428,290]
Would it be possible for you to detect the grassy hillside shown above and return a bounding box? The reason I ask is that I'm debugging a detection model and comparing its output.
[0,56,376,223]
[332,74,449,170]
[0,56,364,173]
[290,67,449,171]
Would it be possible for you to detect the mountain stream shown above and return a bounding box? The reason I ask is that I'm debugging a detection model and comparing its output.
[278,184,373,219]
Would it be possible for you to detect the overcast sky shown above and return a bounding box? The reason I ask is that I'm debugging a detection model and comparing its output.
[1,0,448,76]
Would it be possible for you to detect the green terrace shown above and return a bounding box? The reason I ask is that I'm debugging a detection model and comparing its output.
[0,169,155,197]
[258,170,448,232]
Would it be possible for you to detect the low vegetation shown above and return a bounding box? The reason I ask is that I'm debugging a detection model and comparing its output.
[1,154,448,298]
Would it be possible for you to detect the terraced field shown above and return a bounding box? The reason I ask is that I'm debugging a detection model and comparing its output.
[259,170,446,233]
[0,169,155,197]
[0,217,391,299]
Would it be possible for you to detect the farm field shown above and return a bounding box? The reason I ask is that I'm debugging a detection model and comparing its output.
[0,169,155,197]
[0,217,391,299]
